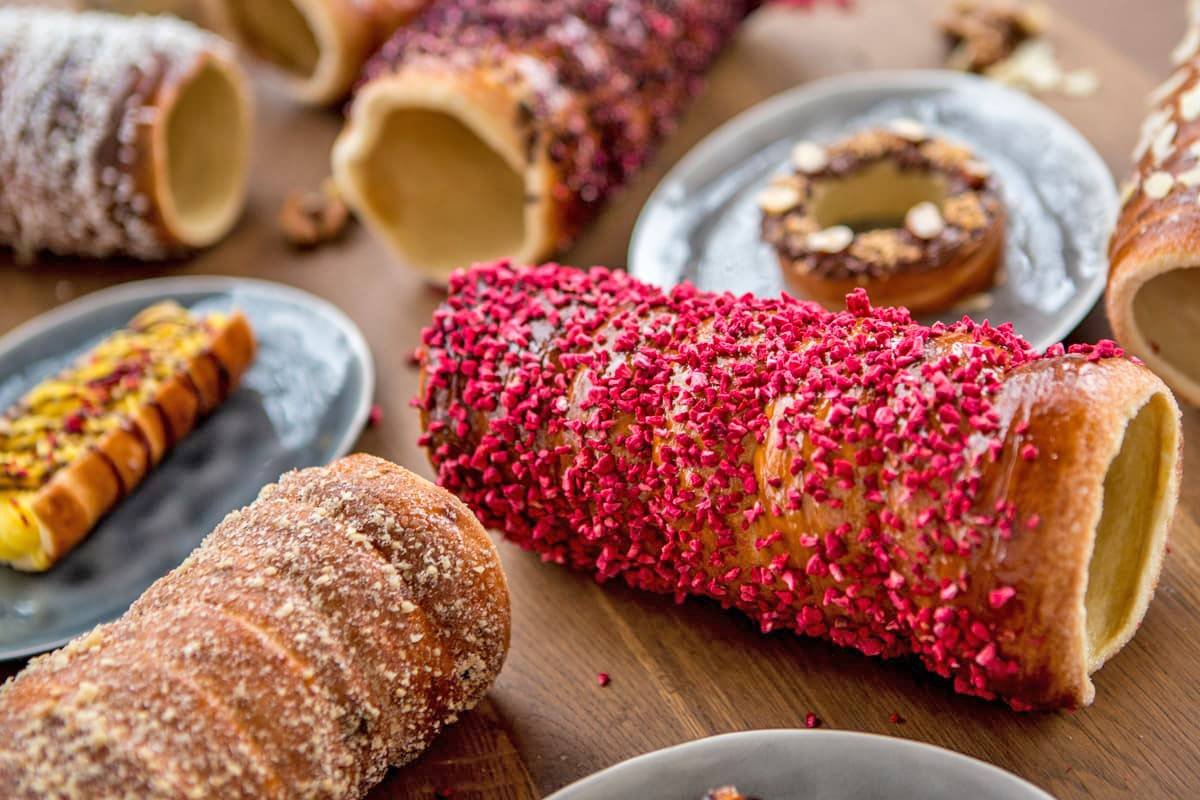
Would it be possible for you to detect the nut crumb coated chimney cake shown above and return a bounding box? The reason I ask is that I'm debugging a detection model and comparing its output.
[333,0,838,282]
[418,262,1181,710]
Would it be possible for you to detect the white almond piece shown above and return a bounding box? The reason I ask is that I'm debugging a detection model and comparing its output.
[1061,69,1100,98]
[1173,26,1200,65]
[1181,83,1200,122]
[888,118,928,142]
[906,202,945,239]
[1152,121,1179,164]
[790,141,828,173]
[758,184,801,215]
[1144,171,1176,199]
[1178,166,1200,187]
[1149,68,1191,107]
[806,225,854,254]
[1134,108,1174,162]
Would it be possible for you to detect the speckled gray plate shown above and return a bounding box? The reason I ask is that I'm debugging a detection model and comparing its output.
[0,276,373,660]
[629,70,1116,350]
[547,730,1056,800]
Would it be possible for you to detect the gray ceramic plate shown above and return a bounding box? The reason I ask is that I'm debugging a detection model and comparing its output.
[547,730,1055,800]
[629,70,1116,350]
[0,276,373,660]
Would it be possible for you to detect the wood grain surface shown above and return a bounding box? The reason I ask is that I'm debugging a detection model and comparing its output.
[1,2,1197,798]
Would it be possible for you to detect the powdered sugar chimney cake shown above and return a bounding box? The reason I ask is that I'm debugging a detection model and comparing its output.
[0,8,252,262]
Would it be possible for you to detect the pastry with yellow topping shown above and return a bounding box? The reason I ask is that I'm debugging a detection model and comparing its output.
[0,301,255,571]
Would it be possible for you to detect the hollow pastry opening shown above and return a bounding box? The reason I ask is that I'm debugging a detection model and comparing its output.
[811,162,948,233]
[340,104,529,278]
[158,57,250,247]
[1084,392,1173,670]
[1131,267,1200,384]
[224,0,320,77]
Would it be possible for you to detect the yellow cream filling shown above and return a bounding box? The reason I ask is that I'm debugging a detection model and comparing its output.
[0,302,224,567]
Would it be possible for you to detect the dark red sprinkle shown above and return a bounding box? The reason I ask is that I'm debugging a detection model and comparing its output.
[889,711,906,724]
[805,712,821,728]
[368,404,384,427]
[596,671,611,687]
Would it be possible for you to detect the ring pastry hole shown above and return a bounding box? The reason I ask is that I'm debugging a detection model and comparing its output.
[811,162,949,234]
[1084,392,1172,669]
[353,106,527,276]
[1131,267,1200,381]
[226,0,320,76]
[162,59,248,246]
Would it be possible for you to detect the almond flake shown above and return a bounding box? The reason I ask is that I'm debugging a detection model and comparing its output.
[806,225,854,254]
[1178,166,1200,187]
[790,141,829,173]
[906,202,945,239]
[758,184,801,215]
[1181,83,1200,121]
[1144,171,1175,199]
[1152,121,1179,164]
[888,118,928,142]
[1134,108,1173,162]
[1172,26,1200,65]
[1149,68,1191,107]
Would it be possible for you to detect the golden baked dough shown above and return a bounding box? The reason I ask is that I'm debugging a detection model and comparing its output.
[0,455,511,798]
[0,302,255,571]
[419,262,1182,710]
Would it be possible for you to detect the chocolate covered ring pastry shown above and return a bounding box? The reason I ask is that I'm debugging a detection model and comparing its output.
[761,120,1005,314]
[0,9,252,261]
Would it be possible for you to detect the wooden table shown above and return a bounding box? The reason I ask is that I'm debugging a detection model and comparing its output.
[2,1,1197,797]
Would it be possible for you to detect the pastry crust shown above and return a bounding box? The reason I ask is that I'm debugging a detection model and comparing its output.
[214,0,429,105]
[1107,50,1200,405]
[0,9,252,261]
[419,262,1181,710]
[1,305,255,571]
[0,455,511,799]
[333,0,766,284]
[762,124,1005,314]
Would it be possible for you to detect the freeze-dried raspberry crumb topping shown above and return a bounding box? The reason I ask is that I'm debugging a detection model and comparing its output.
[418,261,1128,709]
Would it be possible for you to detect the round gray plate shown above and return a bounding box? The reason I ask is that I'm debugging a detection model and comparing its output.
[0,276,374,660]
[547,730,1055,800]
[629,70,1116,349]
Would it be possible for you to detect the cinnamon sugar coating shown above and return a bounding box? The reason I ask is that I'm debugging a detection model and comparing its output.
[0,455,510,799]
[419,262,1142,710]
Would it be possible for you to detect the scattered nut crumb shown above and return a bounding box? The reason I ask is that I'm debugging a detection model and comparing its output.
[280,178,350,248]
[1061,68,1100,97]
